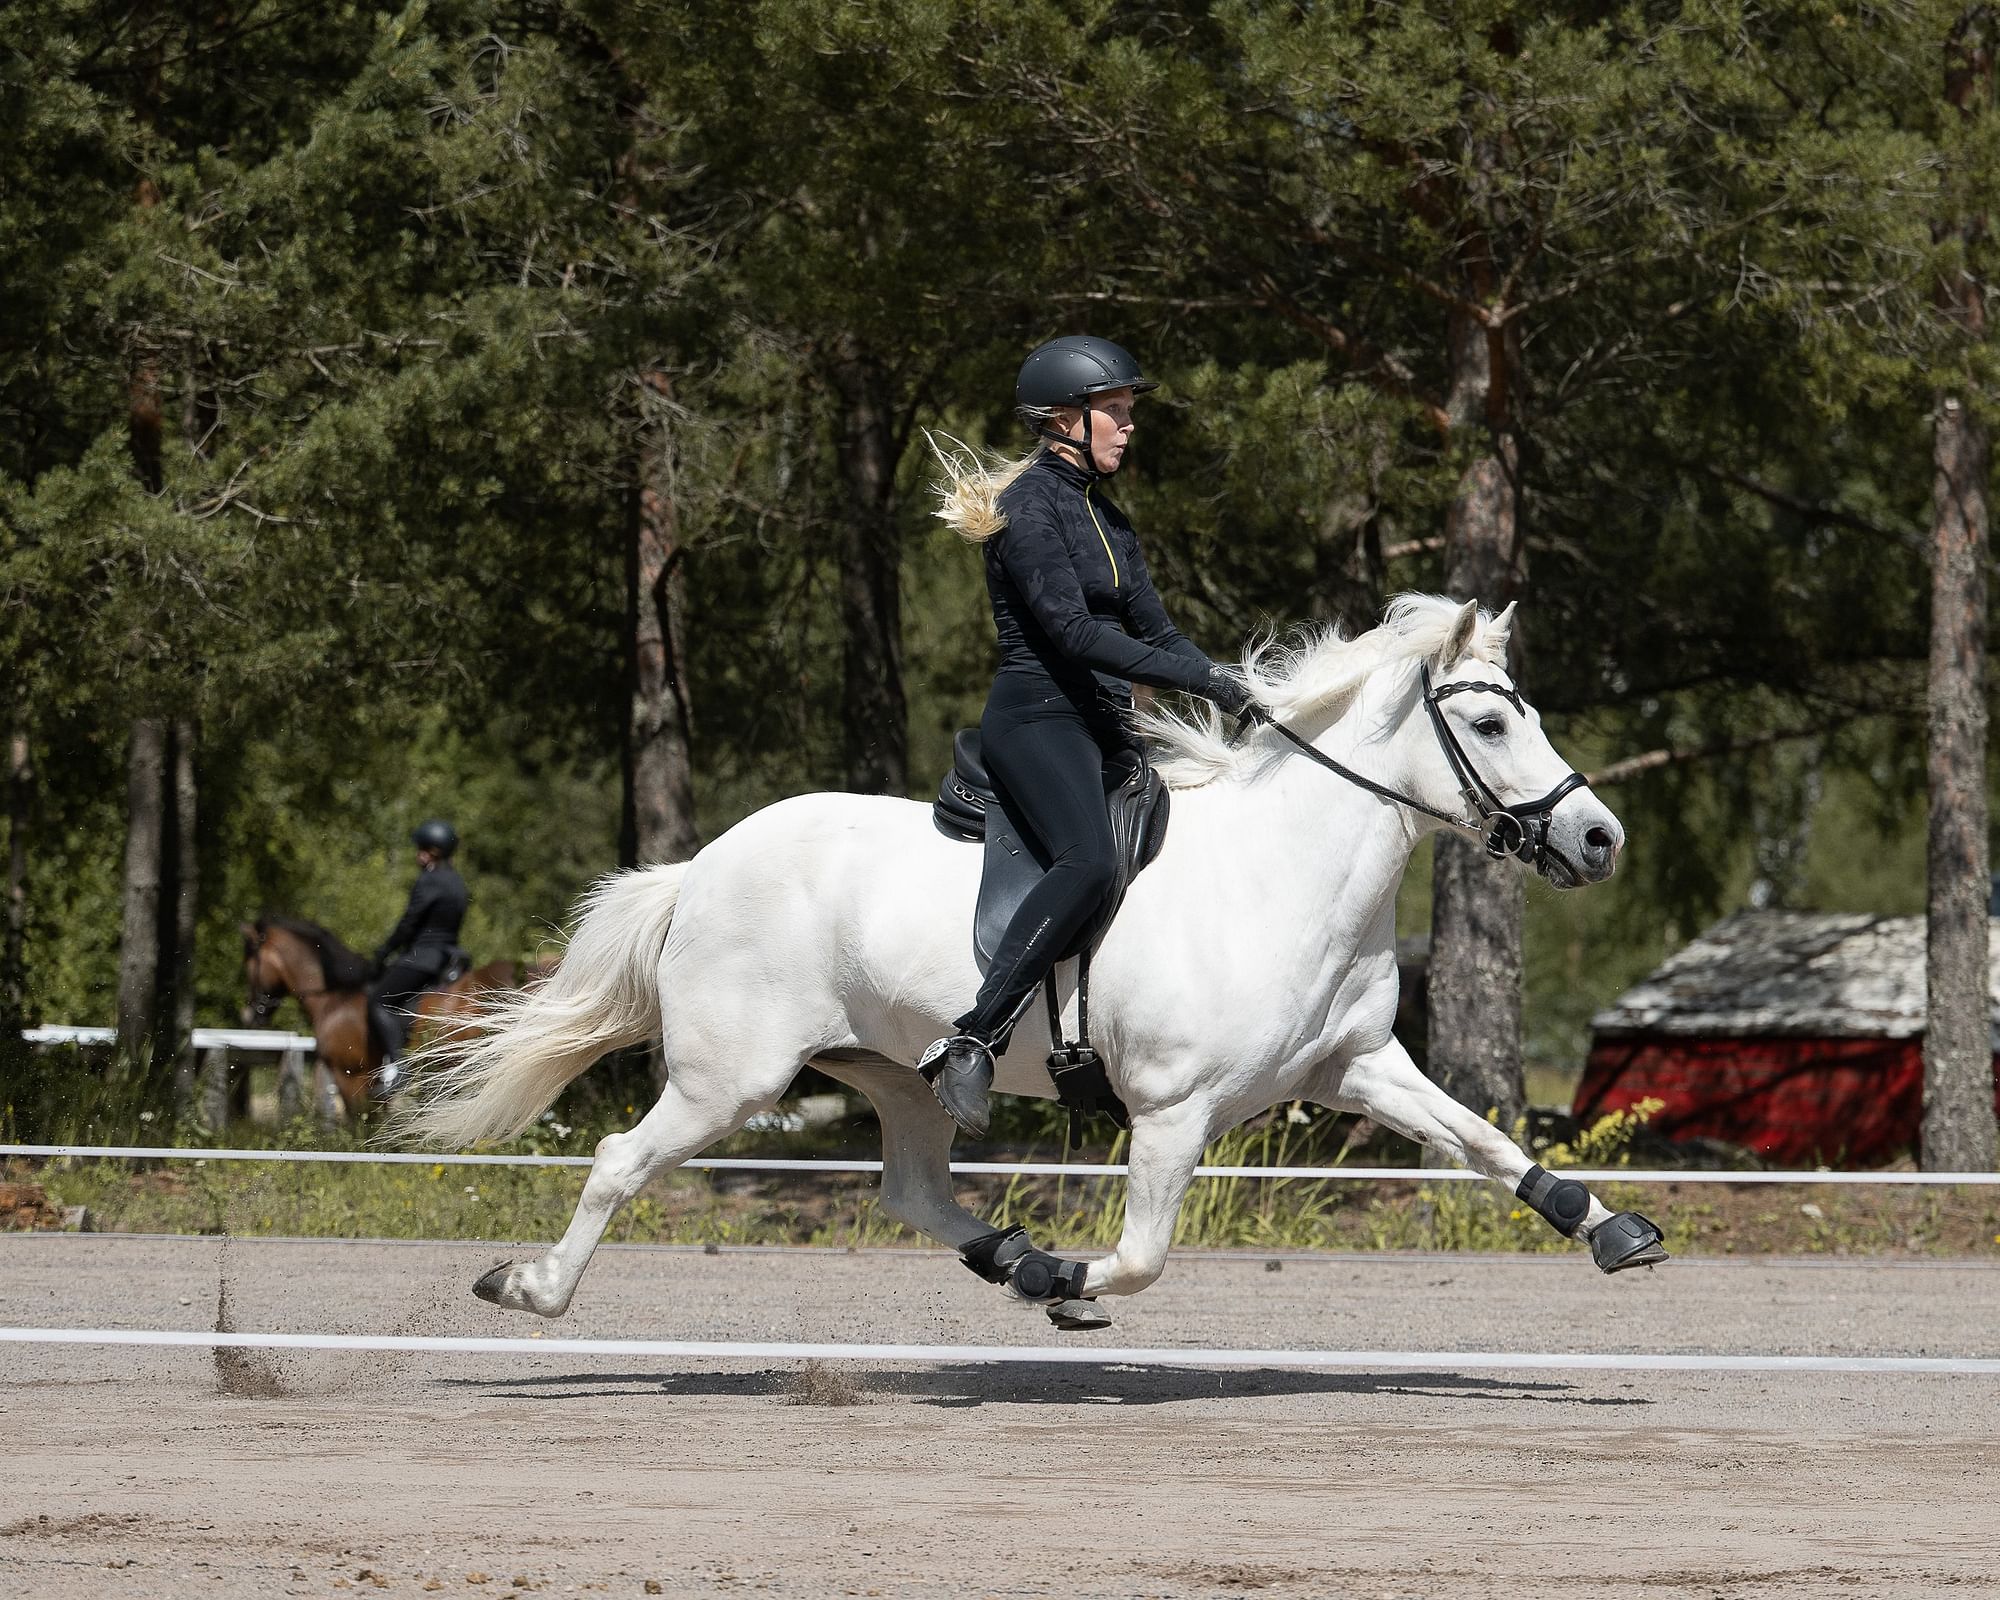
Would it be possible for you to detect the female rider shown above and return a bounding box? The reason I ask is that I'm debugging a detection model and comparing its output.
[919,335,1263,1137]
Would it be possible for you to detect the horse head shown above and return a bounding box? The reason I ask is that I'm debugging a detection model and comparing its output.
[1405,598,1623,888]
[240,919,296,1025]
[1140,594,1624,891]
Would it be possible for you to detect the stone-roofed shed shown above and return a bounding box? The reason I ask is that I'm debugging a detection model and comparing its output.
[1576,910,2000,1165]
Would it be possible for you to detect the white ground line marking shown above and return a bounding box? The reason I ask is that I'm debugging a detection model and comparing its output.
[3,1326,1997,1374]
[5,1144,1998,1185]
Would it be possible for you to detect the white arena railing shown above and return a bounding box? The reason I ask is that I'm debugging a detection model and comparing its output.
[22,1024,322,1124]
[2,1141,1997,1185]
[24,1025,316,1051]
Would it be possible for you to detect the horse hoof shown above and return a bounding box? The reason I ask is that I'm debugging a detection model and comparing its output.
[1592,1211,1668,1274]
[1046,1298,1112,1332]
[472,1263,519,1305]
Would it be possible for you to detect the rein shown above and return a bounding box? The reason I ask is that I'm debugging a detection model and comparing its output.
[1258,662,1592,876]
[1265,722,1473,833]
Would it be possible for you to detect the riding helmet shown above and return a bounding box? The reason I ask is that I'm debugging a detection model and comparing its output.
[412,818,459,856]
[1015,336,1158,412]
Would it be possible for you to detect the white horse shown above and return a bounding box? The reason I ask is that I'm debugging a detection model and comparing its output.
[402,594,1665,1327]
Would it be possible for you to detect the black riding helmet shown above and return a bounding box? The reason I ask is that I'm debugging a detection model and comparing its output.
[1016,335,1156,475]
[412,819,459,857]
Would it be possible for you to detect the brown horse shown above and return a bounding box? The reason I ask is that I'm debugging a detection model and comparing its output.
[240,915,531,1119]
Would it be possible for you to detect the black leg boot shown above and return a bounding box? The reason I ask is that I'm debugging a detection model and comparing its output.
[917,1035,995,1139]
[369,999,410,1097]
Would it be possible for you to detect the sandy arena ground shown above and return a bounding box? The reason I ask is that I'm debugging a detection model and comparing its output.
[2,1232,1998,1599]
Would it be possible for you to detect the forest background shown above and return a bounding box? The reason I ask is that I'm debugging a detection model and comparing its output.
[3,0,1997,1155]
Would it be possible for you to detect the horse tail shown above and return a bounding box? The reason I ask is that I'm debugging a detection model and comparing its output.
[392,862,689,1149]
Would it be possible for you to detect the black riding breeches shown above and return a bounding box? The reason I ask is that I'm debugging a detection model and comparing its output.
[370,957,439,1057]
[954,679,1125,1044]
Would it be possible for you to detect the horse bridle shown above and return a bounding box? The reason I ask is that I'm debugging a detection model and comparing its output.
[1259,662,1592,876]
[243,927,330,1018]
[244,944,288,1020]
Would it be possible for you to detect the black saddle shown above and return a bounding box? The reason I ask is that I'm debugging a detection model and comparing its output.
[437,946,472,987]
[933,729,1170,965]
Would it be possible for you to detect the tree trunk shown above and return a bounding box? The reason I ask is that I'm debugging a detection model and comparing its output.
[1922,391,1996,1172]
[161,718,200,1074]
[2,729,29,1030]
[114,718,168,1076]
[626,371,700,864]
[1922,8,1998,1172]
[1426,302,1527,1135]
[829,338,907,795]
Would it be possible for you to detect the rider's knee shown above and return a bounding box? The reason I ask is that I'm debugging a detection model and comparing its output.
[1064,852,1117,902]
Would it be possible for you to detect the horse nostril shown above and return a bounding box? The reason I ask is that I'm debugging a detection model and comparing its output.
[1584,825,1614,857]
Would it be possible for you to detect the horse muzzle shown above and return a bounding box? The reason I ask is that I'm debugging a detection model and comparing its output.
[1535,796,1623,888]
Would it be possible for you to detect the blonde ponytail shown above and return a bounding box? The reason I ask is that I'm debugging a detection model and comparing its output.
[925,430,1045,544]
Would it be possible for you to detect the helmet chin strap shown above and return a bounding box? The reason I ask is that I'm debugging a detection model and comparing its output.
[1038,403,1113,477]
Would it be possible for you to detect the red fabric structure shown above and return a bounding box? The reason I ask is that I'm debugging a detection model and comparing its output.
[1580,910,2000,1166]
[1576,1037,2000,1166]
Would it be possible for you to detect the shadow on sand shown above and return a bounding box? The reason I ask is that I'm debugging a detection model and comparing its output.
[440,1363,1653,1409]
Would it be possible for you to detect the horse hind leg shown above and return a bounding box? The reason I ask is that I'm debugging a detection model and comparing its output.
[474,1051,799,1319]
[817,1055,1110,1330]
[812,1057,993,1248]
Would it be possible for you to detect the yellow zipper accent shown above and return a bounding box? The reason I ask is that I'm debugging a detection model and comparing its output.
[1084,486,1120,589]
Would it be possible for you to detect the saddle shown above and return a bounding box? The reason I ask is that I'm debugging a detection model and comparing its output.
[934,730,1170,962]
[436,946,473,988]
[933,730,1171,1132]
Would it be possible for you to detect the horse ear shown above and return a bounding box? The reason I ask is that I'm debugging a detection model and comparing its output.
[1436,598,1481,671]
[1489,601,1518,655]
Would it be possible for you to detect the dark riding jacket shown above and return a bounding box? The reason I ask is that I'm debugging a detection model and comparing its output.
[376,863,468,973]
[986,452,1219,726]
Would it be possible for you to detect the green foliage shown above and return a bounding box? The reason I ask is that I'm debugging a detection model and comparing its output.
[3,0,1997,1125]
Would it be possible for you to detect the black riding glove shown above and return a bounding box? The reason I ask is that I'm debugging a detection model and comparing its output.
[1203,666,1263,721]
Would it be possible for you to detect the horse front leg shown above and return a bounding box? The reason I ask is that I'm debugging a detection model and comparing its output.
[329,1063,372,1121]
[1326,1038,1666,1273]
[1080,1097,1212,1299]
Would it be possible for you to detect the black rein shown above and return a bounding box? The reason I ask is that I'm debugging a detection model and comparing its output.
[1253,663,1592,875]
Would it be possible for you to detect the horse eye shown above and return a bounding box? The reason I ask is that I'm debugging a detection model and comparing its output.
[1474,716,1506,738]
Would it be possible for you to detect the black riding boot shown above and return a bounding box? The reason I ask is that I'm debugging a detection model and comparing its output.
[918,1035,996,1139]
[369,998,410,1097]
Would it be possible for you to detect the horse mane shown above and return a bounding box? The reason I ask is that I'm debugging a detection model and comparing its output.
[1138,593,1515,789]
[258,914,374,991]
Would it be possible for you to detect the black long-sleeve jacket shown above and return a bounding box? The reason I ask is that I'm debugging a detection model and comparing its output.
[377,863,468,965]
[985,452,1218,713]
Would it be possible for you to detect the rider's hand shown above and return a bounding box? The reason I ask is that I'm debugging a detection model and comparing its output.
[1204,666,1261,721]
